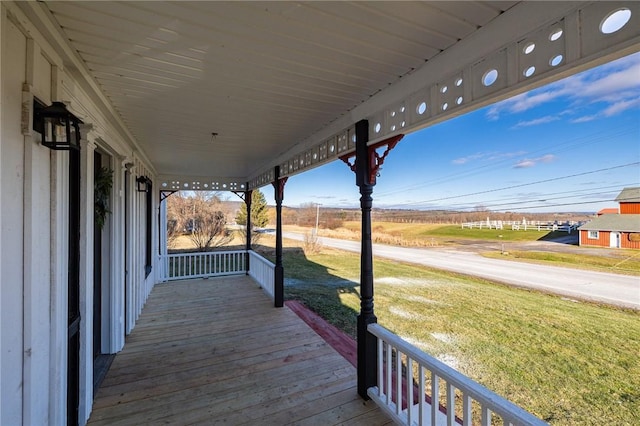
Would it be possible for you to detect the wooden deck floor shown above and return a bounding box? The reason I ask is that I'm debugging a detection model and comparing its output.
[88,276,393,425]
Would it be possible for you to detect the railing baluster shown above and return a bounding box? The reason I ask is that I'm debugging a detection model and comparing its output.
[462,392,472,426]
[407,357,413,425]
[419,365,426,426]
[447,382,455,426]
[395,349,402,415]
[378,337,384,398]
[386,342,392,406]
[482,407,491,426]
[431,373,439,426]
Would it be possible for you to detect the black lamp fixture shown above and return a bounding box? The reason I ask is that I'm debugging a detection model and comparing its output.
[35,101,83,151]
[136,176,151,192]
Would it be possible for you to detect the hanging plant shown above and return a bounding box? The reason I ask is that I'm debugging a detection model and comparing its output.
[95,166,113,229]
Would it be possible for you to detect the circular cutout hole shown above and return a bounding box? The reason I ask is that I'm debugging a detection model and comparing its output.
[390,111,396,117]
[456,96,463,105]
[313,153,318,159]
[442,102,448,111]
[523,42,535,55]
[400,106,405,113]
[351,134,356,143]
[390,125,396,131]
[417,101,427,115]
[374,123,381,133]
[524,66,536,78]
[455,77,463,87]
[401,121,406,127]
[161,182,167,187]
[183,183,188,188]
[222,184,227,188]
[440,85,448,94]
[549,28,563,41]
[482,69,498,86]
[600,8,631,34]
[550,55,563,67]
[330,145,335,153]
[204,183,209,188]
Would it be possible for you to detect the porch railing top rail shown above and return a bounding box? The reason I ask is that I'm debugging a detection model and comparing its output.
[368,323,547,426]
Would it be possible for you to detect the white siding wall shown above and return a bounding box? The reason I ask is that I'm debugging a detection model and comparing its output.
[1,13,27,426]
[1,3,158,424]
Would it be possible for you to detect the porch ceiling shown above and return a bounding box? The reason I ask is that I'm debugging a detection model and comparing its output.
[25,1,640,188]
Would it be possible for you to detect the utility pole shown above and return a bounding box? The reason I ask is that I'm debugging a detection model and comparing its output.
[314,203,321,237]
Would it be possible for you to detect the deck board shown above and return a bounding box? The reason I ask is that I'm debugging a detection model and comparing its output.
[88,276,393,425]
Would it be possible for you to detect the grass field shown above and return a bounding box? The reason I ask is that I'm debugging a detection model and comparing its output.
[339,221,553,241]
[287,222,565,247]
[483,250,640,276]
[284,222,640,275]
[274,245,640,426]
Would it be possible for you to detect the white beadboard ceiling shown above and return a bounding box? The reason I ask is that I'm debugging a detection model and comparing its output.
[33,1,638,182]
[40,1,518,180]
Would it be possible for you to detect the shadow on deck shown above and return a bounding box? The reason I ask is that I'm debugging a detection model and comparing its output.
[88,275,392,425]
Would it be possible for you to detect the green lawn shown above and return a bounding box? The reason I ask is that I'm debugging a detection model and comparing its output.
[338,221,554,242]
[483,250,640,276]
[279,247,640,425]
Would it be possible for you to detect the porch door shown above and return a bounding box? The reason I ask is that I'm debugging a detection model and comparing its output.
[610,232,620,248]
[68,149,81,426]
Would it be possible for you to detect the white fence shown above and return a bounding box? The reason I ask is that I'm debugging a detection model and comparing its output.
[248,250,275,300]
[462,220,581,233]
[161,250,246,281]
[368,324,547,426]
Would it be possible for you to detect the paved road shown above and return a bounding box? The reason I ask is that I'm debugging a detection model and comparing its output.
[283,232,640,310]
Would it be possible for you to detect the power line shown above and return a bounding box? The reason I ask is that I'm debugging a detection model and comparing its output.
[394,162,639,207]
[446,184,637,210]
[375,123,638,197]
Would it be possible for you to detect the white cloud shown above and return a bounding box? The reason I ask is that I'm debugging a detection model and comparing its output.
[514,160,536,168]
[602,97,640,117]
[452,153,486,165]
[512,115,559,128]
[570,115,597,123]
[513,154,556,169]
[452,151,528,165]
[487,52,640,121]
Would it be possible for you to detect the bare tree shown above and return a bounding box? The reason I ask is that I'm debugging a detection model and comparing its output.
[166,191,232,251]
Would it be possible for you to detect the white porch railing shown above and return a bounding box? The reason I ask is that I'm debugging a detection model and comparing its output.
[368,324,547,426]
[162,250,246,281]
[248,250,275,299]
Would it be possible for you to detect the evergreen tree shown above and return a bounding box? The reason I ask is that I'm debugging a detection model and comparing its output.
[236,190,269,244]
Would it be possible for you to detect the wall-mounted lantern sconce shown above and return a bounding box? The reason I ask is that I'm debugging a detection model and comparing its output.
[35,101,83,151]
[136,176,151,192]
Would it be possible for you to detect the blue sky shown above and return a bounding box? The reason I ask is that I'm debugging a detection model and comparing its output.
[258,53,640,213]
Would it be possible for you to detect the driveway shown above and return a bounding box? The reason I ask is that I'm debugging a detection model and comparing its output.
[283,232,640,310]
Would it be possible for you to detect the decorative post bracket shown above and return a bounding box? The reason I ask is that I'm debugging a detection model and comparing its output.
[339,134,404,185]
[160,190,177,202]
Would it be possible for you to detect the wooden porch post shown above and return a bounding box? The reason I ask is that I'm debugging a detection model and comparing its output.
[244,185,252,274]
[245,187,252,252]
[272,167,287,308]
[355,119,377,399]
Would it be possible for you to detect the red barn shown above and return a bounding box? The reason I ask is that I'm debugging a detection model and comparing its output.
[579,187,640,249]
